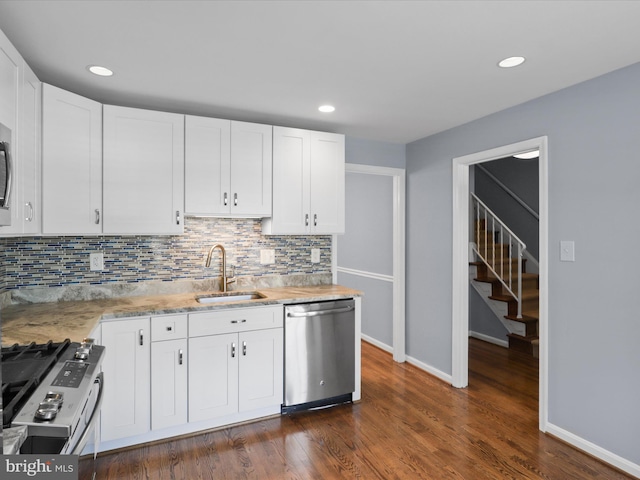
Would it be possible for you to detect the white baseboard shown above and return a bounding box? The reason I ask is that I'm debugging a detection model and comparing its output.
[405,355,453,384]
[361,334,393,354]
[469,330,508,348]
[546,423,640,478]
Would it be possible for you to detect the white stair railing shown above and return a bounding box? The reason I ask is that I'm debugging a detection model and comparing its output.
[471,192,526,319]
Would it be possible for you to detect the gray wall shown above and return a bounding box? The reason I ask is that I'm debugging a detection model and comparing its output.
[346,136,406,169]
[406,62,640,465]
[341,136,405,348]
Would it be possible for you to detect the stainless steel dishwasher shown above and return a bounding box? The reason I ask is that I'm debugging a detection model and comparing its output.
[282,298,355,413]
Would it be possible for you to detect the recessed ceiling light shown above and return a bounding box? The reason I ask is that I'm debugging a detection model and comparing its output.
[318,105,335,113]
[514,150,539,160]
[87,65,114,77]
[498,56,525,68]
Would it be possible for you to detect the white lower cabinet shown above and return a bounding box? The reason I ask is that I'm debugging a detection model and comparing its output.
[151,338,188,430]
[188,305,283,423]
[98,306,283,451]
[100,316,150,442]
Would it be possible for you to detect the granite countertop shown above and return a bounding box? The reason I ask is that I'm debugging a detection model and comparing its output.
[1,285,361,346]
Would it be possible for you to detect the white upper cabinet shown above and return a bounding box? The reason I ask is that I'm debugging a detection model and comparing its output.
[185,116,272,217]
[263,127,345,235]
[0,31,41,236]
[42,84,102,235]
[0,28,19,132]
[15,63,41,235]
[103,105,184,234]
[309,131,345,234]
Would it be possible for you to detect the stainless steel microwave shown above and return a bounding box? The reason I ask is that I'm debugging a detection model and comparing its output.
[0,122,13,226]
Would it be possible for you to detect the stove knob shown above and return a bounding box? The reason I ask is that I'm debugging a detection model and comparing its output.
[35,401,59,421]
[74,348,90,360]
[44,391,64,406]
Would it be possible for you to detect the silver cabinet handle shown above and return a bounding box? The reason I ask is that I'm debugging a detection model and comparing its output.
[231,342,236,358]
[242,341,247,356]
[139,329,144,346]
[176,210,181,225]
[305,214,309,226]
[234,193,238,206]
[314,214,318,226]
[95,209,100,225]
[25,202,33,222]
[287,305,354,318]
[230,319,247,324]
[223,192,228,206]
[178,349,183,365]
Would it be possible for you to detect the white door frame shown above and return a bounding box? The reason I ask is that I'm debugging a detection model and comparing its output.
[334,163,406,362]
[452,136,549,431]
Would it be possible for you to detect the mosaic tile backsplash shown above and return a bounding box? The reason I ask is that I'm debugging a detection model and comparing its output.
[0,217,332,293]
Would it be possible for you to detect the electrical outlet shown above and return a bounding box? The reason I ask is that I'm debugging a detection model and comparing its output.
[90,252,104,271]
[311,248,321,263]
[260,249,275,264]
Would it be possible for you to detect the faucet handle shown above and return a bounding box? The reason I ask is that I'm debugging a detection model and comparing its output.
[226,265,237,285]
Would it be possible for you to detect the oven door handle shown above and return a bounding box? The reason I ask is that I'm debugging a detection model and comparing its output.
[71,372,104,456]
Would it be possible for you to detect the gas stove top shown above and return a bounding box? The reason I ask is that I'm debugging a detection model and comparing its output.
[2,338,105,454]
[2,340,72,428]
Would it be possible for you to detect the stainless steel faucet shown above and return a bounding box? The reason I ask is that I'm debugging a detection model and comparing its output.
[205,244,236,292]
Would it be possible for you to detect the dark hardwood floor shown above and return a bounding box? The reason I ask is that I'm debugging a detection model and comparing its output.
[81,339,633,479]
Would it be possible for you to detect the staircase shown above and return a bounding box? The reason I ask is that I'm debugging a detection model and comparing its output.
[470,218,540,357]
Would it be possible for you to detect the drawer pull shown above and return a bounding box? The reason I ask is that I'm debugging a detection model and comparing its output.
[166,326,173,331]
[230,319,247,324]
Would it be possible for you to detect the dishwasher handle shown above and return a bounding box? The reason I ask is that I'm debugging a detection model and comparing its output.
[286,305,354,318]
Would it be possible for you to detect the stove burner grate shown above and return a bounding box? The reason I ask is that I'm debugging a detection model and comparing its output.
[1,339,71,428]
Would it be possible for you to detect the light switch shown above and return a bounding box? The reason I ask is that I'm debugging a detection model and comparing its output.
[560,241,575,262]
[311,249,321,263]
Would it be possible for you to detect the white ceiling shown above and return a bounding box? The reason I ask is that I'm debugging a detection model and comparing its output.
[1,0,640,144]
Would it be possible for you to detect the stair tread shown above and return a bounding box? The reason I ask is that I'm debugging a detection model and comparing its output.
[504,313,538,323]
[507,333,539,341]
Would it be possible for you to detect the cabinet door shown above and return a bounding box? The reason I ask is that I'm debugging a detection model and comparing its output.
[18,63,40,234]
[238,328,283,412]
[263,126,310,234]
[184,115,231,215]
[188,333,239,422]
[229,121,272,216]
[0,29,19,132]
[42,84,102,234]
[151,338,187,430]
[103,105,184,234]
[101,317,150,442]
[310,131,345,234]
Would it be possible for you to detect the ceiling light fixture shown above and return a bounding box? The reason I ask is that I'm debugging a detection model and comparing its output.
[318,105,335,113]
[87,65,114,77]
[514,150,539,160]
[498,56,525,68]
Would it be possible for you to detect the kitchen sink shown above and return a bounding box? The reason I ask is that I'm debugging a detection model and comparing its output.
[196,291,265,303]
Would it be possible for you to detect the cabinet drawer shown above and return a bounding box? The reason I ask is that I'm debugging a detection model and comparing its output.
[189,305,283,337]
[151,314,188,341]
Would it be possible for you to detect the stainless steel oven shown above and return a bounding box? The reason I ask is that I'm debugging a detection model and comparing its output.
[2,339,105,455]
[0,121,13,226]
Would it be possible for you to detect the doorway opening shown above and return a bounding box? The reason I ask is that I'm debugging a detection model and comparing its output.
[452,136,548,431]
[335,164,406,362]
